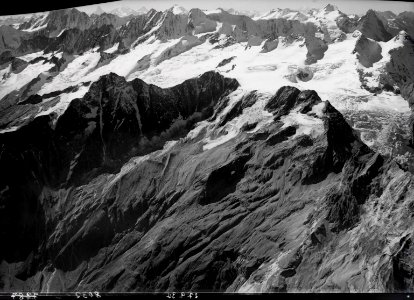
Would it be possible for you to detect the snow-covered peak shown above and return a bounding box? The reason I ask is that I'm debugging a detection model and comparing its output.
[20,13,48,32]
[168,5,188,15]
[110,7,138,17]
[352,29,363,38]
[306,3,342,28]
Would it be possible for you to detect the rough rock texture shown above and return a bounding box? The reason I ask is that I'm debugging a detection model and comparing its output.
[375,11,414,39]
[357,9,393,42]
[0,71,238,264]
[295,67,314,82]
[380,32,414,142]
[10,57,29,73]
[305,36,328,65]
[353,34,383,67]
[260,38,279,53]
[1,76,413,293]
[218,91,258,126]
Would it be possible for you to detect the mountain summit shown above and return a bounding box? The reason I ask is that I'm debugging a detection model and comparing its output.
[323,4,338,12]
[169,4,188,15]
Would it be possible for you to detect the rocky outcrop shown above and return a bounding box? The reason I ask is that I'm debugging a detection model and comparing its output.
[90,12,131,29]
[218,91,258,126]
[357,9,393,42]
[9,57,28,73]
[30,9,91,37]
[379,32,414,142]
[117,13,155,48]
[336,14,359,33]
[0,25,27,53]
[0,71,238,264]
[375,11,414,39]
[5,9,139,56]
[208,9,262,38]
[188,9,217,35]
[305,36,328,64]
[296,67,314,82]
[260,38,279,53]
[394,11,414,38]
[257,18,317,41]
[152,10,192,41]
[43,24,119,55]
[353,34,383,67]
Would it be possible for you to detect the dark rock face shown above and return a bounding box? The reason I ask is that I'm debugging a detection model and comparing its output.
[383,34,414,99]
[0,71,238,264]
[380,32,414,142]
[260,38,279,53]
[375,11,414,39]
[353,34,383,67]
[1,79,412,293]
[219,91,258,126]
[0,50,14,66]
[296,67,313,82]
[42,25,119,55]
[391,236,414,291]
[395,12,414,38]
[264,86,301,117]
[24,9,91,37]
[357,9,393,42]
[217,56,236,68]
[117,10,164,47]
[2,8,147,56]
[304,36,328,64]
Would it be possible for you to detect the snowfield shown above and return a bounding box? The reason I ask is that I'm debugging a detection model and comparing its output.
[0,5,411,155]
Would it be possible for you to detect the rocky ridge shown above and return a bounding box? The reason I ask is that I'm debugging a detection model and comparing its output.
[0,73,413,292]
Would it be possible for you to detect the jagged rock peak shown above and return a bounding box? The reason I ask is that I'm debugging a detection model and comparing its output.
[323,4,338,12]
[357,9,393,41]
[353,33,383,67]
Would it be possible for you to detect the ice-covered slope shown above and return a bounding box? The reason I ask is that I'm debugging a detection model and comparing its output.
[0,5,412,162]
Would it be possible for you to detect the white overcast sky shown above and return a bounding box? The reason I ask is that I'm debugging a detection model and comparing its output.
[77,0,414,15]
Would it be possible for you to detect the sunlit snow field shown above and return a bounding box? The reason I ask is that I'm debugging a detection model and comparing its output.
[0,27,410,152]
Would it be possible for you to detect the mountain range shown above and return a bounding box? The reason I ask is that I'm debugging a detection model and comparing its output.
[0,3,414,293]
